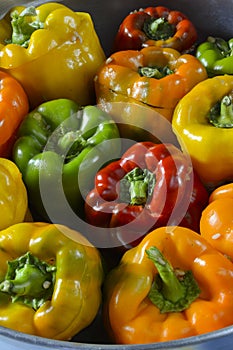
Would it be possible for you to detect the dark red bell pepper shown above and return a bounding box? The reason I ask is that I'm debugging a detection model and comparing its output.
[85,142,209,250]
[113,6,197,53]
[179,172,210,231]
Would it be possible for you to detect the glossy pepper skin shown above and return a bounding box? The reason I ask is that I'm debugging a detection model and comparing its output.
[0,3,106,108]
[103,226,233,344]
[0,222,104,340]
[200,183,233,259]
[196,36,233,77]
[172,75,233,188]
[178,170,209,232]
[0,158,28,230]
[95,46,207,124]
[85,142,208,250]
[0,70,29,157]
[112,6,197,53]
[12,98,120,222]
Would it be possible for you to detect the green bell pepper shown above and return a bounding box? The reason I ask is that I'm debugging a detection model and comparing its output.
[196,36,233,76]
[12,98,120,222]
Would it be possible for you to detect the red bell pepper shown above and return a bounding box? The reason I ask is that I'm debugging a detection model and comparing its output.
[112,6,197,53]
[85,142,209,250]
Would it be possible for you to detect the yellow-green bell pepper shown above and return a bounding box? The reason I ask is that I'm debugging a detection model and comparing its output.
[0,3,106,108]
[0,222,104,340]
[172,75,233,188]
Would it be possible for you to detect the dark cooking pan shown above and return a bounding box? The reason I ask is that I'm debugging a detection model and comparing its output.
[0,0,232,349]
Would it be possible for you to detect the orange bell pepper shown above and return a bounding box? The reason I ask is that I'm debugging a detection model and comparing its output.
[0,70,29,157]
[103,226,233,344]
[200,183,233,259]
[95,46,207,126]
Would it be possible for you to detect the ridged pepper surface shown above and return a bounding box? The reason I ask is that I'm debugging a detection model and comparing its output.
[0,71,29,157]
[200,183,233,259]
[0,222,104,340]
[103,226,233,344]
[95,46,207,124]
[12,98,120,222]
[0,3,106,108]
[172,75,233,187]
[0,158,28,230]
[113,6,197,53]
[196,36,233,76]
[85,142,208,250]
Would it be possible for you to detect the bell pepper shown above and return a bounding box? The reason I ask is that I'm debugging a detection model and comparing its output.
[178,169,210,232]
[112,6,197,53]
[85,142,208,250]
[12,98,120,222]
[0,70,29,158]
[95,46,207,126]
[0,158,28,230]
[0,222,104,340]
[103,226,233,344]
[196,36,233,77]
[200,183,233,259]
[172,74,233,188]
[0,3,106,108]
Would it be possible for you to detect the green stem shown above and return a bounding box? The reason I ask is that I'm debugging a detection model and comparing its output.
[229,39,233,55]
[146,246,200,313]
[208,36,232,56]
[143,17,175,41]
[138,66,173,79]
[209,94,233,128]
[0,252,56,310]
[58,131,87,161]
[9,6,43,48]
[119,167,155,205]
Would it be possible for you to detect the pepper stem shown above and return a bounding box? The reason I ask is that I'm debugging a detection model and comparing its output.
[58,131,87,162]
[8,6,44,48]
[146,246,200,313]
[119,167,155,205]
[143,17,175,41]
[208,36,232,56]
[209,94,233,128]
[138,65,173,79]
[0,252,56,310]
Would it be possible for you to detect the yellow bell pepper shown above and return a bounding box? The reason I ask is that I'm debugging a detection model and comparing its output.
[0,222,104,340]
[0,158,28,230]
[172,75,233,188]
[0,3,106,108]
